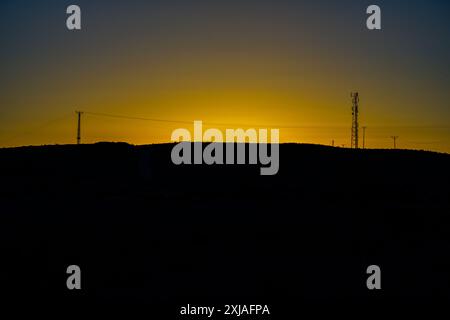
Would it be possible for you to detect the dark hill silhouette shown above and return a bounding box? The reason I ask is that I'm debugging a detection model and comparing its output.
[1,142,449,313]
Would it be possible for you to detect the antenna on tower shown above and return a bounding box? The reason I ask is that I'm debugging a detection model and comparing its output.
[351,92,359,149]
[76,111,83,144]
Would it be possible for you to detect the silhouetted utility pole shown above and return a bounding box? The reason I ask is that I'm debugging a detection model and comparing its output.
[391,136,398,149]
[332,140,335,147]
[351,92,359,149]
[362,126,367,149]
[76,111,83,144]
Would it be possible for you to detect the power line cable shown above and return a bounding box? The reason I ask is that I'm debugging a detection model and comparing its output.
[0,113,72,146]
[83,111,450,129]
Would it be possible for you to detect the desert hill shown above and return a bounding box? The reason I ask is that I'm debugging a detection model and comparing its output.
[1,142,449,311]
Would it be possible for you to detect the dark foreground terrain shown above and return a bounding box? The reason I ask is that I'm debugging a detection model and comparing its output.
[1,142,449,315]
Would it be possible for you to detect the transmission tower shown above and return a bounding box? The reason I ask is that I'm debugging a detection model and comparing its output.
[391,136,398,149]
[362,126,367,149]
[351,92,359,149]
[76,111,83,144]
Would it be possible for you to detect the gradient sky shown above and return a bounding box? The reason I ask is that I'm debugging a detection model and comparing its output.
[1,0,449,151]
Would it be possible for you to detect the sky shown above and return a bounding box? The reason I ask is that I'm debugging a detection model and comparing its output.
[1,0,449,152]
